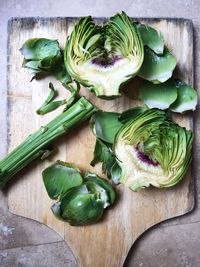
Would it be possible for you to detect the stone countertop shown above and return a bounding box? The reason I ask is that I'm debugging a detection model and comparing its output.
[0,1,200,266]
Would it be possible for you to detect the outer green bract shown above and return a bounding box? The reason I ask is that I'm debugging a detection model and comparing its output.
[21,38,71,84]
[139,79,177,109]
[138,47,176,84]
[137,23,164,54]
[42,162,116,226]
[170,79,198,113]
[60,185,105,226]
[42,161,83,199]
[114,109,193,191]
[64,12,144,98]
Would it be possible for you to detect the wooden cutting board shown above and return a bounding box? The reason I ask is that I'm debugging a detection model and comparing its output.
[7,17,194,267]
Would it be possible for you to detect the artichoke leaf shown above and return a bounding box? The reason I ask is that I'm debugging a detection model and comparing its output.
[137,23,164,54]
[20,38,60,60]
[139,79,178,109]
[48,55,72,85]
[84,172,116,205]
[60,185,104,226]
[119,106,147,124]
[21,38,72,85]
[138,47,176,84]
[36,82,57,114]
[91,138,117,179]
[42,161,83,200]
[37,100,66,115]
[36,81,80,115]
[170,79,198,113]
[22,59,42,74]
[51,202,65,221]
[110,162,122,185]
[91,111,123,144]
[42,161,116,225]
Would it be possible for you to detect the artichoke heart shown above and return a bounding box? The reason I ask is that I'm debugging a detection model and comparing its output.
[114,109,193,191]
[65,12,144,98]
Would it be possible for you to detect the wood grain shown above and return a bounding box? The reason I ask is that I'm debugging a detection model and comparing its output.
[7,18,194,267]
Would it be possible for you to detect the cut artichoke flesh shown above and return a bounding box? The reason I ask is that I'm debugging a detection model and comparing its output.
[65,12,144,97]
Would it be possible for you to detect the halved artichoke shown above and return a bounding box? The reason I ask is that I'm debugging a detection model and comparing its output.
[64,12,144,98]
[114,109,193,191]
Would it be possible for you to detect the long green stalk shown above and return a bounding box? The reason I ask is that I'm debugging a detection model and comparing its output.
[0,97,97,188]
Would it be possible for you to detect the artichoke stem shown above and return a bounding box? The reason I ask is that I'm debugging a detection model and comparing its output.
[0,97,97,188]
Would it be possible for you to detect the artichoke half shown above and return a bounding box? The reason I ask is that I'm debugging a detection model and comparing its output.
[65,12,144,98]
[114,109,193,191]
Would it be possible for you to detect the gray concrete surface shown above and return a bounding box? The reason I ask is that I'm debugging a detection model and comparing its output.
[0,0,200,266]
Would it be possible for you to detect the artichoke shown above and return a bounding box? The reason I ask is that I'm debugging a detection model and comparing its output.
[64,12,144,98]
[43,161,116,225]
[114,109,193,191]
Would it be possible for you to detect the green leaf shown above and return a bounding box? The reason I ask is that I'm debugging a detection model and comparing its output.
[139,79,177,109]
[21,38,72,85]
[37,100,66,115]
[170,79,198,113]
[22,59,41,73]
[110,162,122,184]
[42,160,83,200]
[45,82,57,103]
[60,185,104,226]
[36,82,57,114]
[138,47,176,83]
[137,23,164,54]
[119,107,147,124]
[51,202,64,221]
[36,81,80,115]
[91,139,117,178]
[91,111,123,144]
[20,38,60,60]
[62,81,80,111]
[48,55,72,85]
[84,172,116,205]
